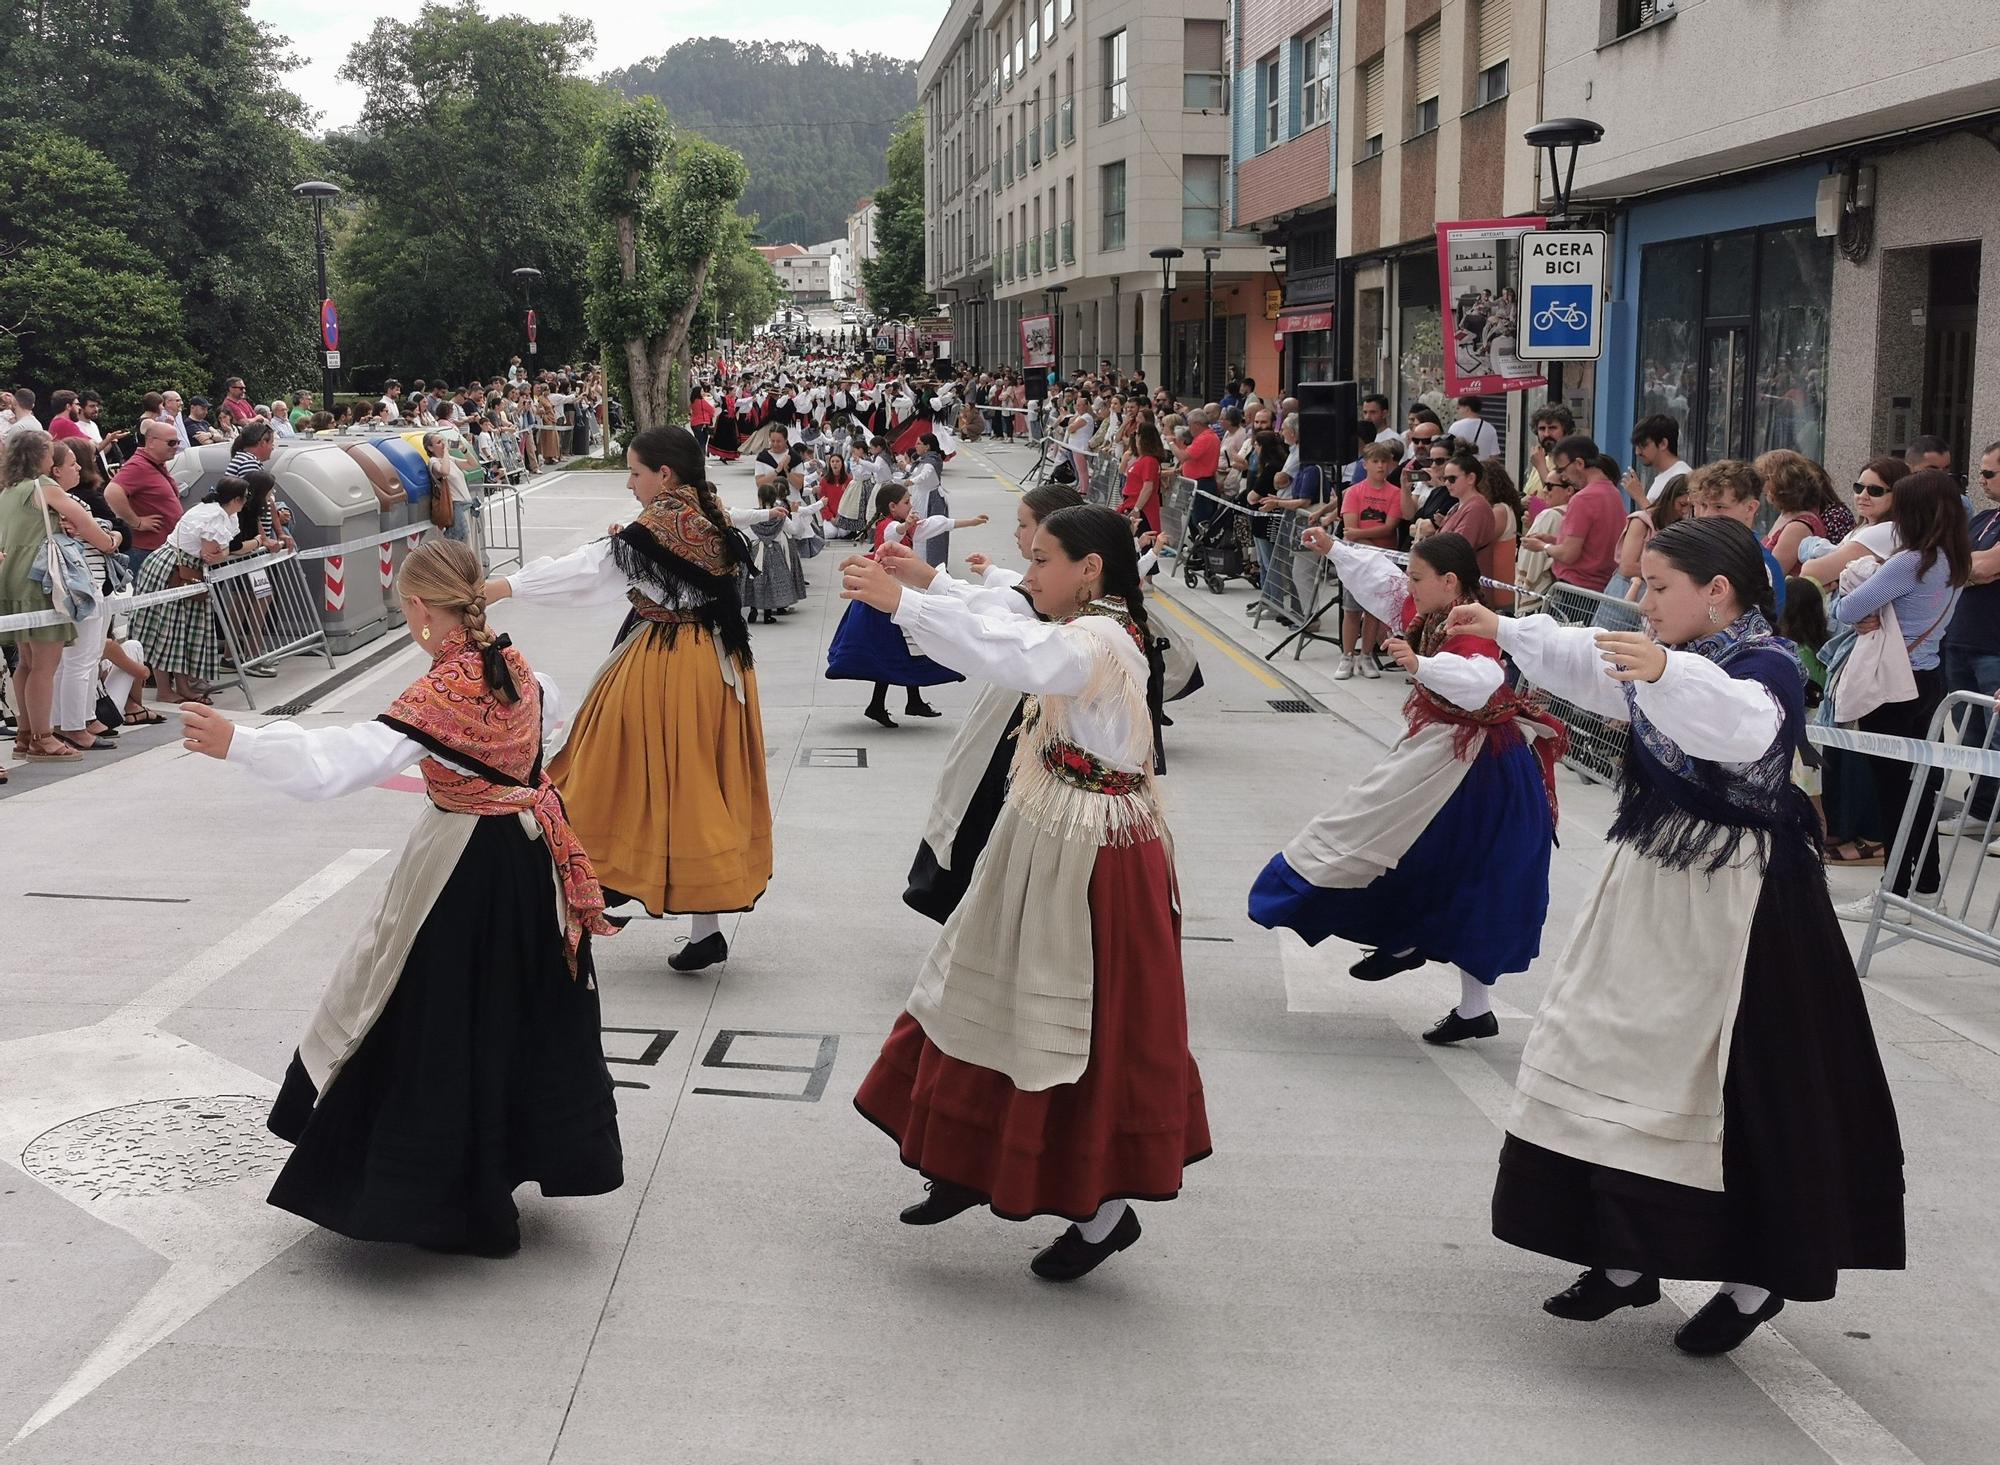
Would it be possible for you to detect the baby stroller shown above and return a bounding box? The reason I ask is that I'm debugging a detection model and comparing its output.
[1180,493,1261,594]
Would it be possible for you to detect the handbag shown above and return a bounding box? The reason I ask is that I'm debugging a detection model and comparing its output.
[27,489,100,621]
[429,464,454,530]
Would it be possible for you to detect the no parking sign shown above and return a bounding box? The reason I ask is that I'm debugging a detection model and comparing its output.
[1518,231,1605,361]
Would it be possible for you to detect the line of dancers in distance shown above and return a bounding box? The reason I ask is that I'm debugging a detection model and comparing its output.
[178,417,1902,1357]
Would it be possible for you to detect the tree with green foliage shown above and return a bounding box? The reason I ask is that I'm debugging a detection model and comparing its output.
[698,213,784,348]
[863,111,929,320]
[330,1,607,386]
[0,0,329,397]
[0,129,203,424]
[583,98,749,431]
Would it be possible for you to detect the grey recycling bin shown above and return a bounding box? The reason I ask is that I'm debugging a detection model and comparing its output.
[343,437,426,630]
[167,442,237,505]
[275,443,391,653]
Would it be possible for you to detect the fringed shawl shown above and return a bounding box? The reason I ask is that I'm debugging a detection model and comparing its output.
[1607,610,1819,874]
[379,632,616,971]
[609,486,754,665]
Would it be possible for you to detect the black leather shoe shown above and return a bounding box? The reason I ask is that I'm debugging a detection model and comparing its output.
[1423,1008,1500,1045]
[898,1179,987,1225]
[668,932,728,973]
[1349,946,1427,981]
[1030,1207,1142,1281]
[1674,1290,1785,1355]
[864,707,898,729]
[904,700,943,718]
[1543,1268,1661,1321]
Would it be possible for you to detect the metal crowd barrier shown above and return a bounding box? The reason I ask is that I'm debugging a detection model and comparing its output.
[208,549,337,708]
[1511,580,1645,785]
[1817,696,2000,979]
[1249,508,1336,646]
[1160,475,1194,549]
[480,486,525,575]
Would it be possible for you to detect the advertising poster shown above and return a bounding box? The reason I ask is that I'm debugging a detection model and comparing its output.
[1019,313,1054,370]
[1434,218,1547,396]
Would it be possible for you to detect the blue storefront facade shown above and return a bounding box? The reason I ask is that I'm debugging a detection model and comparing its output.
[1595,163,1835,472]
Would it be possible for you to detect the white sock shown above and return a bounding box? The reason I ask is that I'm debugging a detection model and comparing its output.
[690,913,722,942]
[1076,1199,1128,1244]
[1720,1282,1771,1314]
[1603,1268,1644,1288]
[1456,968,1494,1019]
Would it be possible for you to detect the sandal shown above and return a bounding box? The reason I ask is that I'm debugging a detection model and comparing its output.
[1827,839,1887,866]
[22,738,81,762]
[55,733,115,753]
[122,706,166,726]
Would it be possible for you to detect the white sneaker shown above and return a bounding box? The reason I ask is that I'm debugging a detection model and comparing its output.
[1834,894,1882,924]
[1887,890,1944,926]
[1937,813,1987,837]
[1357,656,1381,680]
[1334,656,1356,681]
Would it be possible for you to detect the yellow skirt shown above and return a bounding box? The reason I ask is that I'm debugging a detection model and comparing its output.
[551,623,773,916]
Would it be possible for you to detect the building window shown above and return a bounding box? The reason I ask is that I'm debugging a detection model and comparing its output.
[1474,0,1511,105]
[1411,22,1441,135]
[1617,0,1667,38]
[1182,155,1224,243]
[1300,26,1332,130]
[1102,30,1129,122]
[1043,0,1056,44]
[1183,19,1227,112]
[1259,53,1281,149]
[1061,0,1074,22]
[1360,56,1385,157]
[1101,160,1126,250]
[1028,10,1039,59]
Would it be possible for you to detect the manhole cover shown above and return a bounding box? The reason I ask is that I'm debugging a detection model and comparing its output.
[22,1095,289,1199]
[1267,698,1316,714]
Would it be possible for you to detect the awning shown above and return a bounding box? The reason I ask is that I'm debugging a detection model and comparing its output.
[1275,308,1333,336]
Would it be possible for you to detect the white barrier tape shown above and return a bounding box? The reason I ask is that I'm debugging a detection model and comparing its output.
[296,521,437,561]
[1805,722,2000,778]
[0,582,213,635]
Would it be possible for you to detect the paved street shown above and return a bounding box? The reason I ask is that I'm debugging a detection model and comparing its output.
[2,441,1996,1464]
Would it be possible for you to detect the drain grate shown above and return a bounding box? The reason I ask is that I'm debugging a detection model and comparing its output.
[800,746,868,768]
[1267,698,1316,714]
[263,700,310,717]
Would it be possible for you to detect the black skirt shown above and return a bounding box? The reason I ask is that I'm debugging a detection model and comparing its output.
[1492,849,1906,1301]
[903,698,1024,924]
[266,816,624,1251]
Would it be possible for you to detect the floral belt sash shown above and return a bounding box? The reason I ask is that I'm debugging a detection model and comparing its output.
[627,591,702,625]
[1040,737,1145,797]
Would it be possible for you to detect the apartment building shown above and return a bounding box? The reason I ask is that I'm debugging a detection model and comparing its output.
[1543,0,2000,476]
[757,244,844,304]
[922,0,1278,390]
[1333,0,1545,439]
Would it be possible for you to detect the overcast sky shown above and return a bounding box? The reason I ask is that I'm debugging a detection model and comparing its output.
[250,0,938,132]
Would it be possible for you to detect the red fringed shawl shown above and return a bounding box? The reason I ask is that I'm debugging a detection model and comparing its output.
[380,632,617,972]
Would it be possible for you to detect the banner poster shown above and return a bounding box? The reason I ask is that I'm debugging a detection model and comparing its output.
[1019,313,1055,370]
[1434,218,1548,396]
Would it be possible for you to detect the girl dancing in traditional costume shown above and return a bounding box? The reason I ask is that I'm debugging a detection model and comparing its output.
[487,426,772,973]
[180,540,622,1257]
[1249,531,1565,1043]
[1450,517,1904,1355]
[846,505,1210,1282]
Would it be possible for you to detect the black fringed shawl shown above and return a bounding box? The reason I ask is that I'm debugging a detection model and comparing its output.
[608,488,755,666]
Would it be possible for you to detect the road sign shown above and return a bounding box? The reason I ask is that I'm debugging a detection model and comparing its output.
[1518,230,1605,360]
[320,299,339,351]
[324,350,341,369]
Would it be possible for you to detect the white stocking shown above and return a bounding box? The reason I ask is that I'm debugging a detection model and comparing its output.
[1077,1200,1128,1244]
[1603,1268,1644,1287]
[1456,968,1494,1019]
[690,913,722,942]
[1720,1282,1772,1313]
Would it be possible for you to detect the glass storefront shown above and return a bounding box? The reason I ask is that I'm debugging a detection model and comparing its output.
[1637,220,1831,463]
[1396,250,1444,417]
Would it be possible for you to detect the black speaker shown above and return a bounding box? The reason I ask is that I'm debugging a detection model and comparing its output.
[1023,369,1050,402]
[1295,380,1360,464]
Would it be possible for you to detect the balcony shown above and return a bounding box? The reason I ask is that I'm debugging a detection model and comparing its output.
[1003,152,1014,186]
[1183,71,1228,111]
[1060,97,1075,144]
[1030,129,1041,166]
[1043,119,1056,155]
[1031,237,1042,273]
[1061,220,1075,263]
[1016,243,1027,277]
[1016,140,1027,175]
[991,161,1002,192]
[1044,228,1056,267]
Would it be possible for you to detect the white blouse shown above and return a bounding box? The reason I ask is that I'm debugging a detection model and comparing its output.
[511,514,774,611]
[226,673,563,801]
[171,501,238,555]
[1325,540,1506,712]
[891,589,1147,770]
[924,563,1035,621]
[883,514,955,551]
[1496,614,1782,764]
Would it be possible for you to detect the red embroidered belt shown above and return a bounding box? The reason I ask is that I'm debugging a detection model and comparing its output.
[1041,738,1144,797]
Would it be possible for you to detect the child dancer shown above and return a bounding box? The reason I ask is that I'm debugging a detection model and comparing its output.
[824,484,986,728]
[846,505,1209,1281]
[1250,531,1566,1043]
[741,482,805,624]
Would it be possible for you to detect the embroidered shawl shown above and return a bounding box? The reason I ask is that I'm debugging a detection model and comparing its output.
[378,632,617,970]
[609,485,754,664]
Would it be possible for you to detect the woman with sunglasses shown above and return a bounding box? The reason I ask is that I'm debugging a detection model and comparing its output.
[1799,457,1910,589]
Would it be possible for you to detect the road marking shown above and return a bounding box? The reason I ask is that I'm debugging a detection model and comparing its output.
[111,848,391,1029]
[1274,932,1925,1465]
[1148,590,1288,692]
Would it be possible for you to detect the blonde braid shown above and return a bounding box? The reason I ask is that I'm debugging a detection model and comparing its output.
[461,592,495,652]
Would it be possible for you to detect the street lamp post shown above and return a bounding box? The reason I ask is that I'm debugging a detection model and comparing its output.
[1522,118,1604,410]
[1267,244,1289,390]
[292,180,342,405]
[1044,284,1067,386]
[1200,246,1221,403]
[511,266,544,366]
[1149,247,1183,396]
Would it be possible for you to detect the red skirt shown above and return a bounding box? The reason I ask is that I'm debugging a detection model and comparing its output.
[853,836,1210,1221]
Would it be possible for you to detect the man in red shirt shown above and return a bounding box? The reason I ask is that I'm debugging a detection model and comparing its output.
[47,389,87,443]
[107,418,185,575]
[1523,434,1623,598]
[220,377,258,426]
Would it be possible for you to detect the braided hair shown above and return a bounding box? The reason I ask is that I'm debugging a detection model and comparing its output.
[629,425,744,570]
[397,538,519,702]
[1037,504,1166,735]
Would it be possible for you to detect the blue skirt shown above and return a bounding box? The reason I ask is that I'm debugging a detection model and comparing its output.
[825,601,964,687]
[1248,740,1554,984]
